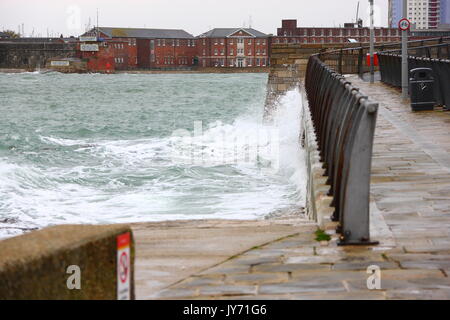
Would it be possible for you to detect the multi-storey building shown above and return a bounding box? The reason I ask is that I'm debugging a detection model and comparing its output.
[196,28,270,68]
[275,19,401,44]
[389,0,450,29]
[79,27,197,71]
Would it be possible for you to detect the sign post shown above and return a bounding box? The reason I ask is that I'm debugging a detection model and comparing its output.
[400,0,410,100]
[117,232,131,300]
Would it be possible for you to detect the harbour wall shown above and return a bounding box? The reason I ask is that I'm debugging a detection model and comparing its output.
[264,43,342,227]
[0,41,77,69]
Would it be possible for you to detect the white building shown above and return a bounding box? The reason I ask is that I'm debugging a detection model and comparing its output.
[389,0,443,30]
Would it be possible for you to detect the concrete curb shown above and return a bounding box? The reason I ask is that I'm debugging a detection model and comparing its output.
[0,224,135,300]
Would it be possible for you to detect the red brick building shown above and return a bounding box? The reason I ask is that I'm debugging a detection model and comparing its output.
[78,27,196,71]
[275,19,402,44]
[196,28,270,68]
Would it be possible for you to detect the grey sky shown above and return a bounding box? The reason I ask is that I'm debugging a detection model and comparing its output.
[0,0,389,37]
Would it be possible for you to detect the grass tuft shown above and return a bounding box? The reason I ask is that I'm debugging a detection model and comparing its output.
[314,229,331,242]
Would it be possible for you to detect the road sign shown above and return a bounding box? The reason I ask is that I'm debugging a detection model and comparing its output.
[399,18,411,31]
[117,232,131,300]
[80,44,99,52]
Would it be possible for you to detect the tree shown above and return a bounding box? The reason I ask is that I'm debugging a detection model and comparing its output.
[2,30,20,38]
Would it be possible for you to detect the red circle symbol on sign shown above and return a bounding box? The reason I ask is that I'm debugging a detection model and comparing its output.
[119,251,128,283]
[398,18,411,31]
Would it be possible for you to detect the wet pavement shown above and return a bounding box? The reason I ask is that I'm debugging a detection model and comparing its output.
[133,77,450,300]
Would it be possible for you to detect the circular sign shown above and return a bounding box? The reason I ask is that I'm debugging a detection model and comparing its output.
[398,18,411,31]
[119,251,128,283]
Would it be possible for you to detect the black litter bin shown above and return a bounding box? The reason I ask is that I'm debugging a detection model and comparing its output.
[409,68,436,111]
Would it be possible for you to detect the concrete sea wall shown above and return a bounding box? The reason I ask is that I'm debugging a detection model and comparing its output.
[0,224,135,300]
[265,43,336,227]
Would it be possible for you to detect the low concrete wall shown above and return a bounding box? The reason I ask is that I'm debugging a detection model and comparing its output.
[0,224,134,300]
[300,90,333,228]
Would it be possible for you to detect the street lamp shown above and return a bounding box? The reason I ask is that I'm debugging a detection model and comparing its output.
[369,0,374,84]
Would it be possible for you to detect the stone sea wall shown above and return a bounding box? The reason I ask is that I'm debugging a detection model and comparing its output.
[264,43,338,226]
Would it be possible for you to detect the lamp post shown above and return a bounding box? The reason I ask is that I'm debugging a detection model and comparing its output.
[401,0,409,100]
[369,0,375,84]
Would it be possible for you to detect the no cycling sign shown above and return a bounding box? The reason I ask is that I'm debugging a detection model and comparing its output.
[398,18,411,31]
[117,232,131,300]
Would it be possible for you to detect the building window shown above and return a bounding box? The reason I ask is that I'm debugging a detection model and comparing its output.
[220,48,224,55]
[214,48,218,55]
[157,39,161,46]
[230,48,234,55]
[162,39,165,46]
[248,39,252,44]
[203,39,206,45]
[248,49,252,55]
[176,39,180,46]
[203,49,206,56]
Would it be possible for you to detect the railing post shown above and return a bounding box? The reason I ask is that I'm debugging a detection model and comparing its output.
[358,48,364,79]
[339,99,379,245]
[338,49,343,74]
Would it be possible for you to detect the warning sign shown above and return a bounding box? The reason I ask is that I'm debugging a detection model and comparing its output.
[117,232,131,300]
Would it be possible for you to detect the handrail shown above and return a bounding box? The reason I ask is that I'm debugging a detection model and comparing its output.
[381,42,450,54]
[324,36,450,54]
[304,54,379,245]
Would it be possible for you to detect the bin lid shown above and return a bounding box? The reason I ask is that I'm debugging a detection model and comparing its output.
[409,67,434,81]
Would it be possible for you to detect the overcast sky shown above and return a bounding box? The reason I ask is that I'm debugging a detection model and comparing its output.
[0,0,389,37]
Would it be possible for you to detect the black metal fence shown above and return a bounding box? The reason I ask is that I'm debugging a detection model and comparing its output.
[318,37,450,77]
[304,55,379,245]
[379,53,450,110]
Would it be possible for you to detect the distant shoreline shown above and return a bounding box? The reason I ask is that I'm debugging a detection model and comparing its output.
[0,67,270,74]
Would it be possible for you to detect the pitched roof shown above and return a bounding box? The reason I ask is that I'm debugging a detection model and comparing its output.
[91,27,194,39]
[198,28,268,38]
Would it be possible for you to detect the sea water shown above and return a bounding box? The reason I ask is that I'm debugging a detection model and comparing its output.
[0,72,306,239]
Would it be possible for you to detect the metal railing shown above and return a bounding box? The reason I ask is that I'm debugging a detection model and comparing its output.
[304,55,379,245]
[318,36,450,77]
[379,52,450,110]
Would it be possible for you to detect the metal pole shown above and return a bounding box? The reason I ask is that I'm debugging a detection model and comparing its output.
[401,0,408,100]
[369,0,375,83]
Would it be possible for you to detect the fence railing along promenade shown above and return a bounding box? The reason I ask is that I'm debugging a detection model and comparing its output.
[378,45,450,110]
[304,55,379,245]
[318,36,450,77]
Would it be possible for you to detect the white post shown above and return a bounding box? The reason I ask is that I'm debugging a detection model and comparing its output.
[369,0,375,83]
[402,0,408,100]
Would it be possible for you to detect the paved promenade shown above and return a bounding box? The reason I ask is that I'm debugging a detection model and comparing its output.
[133,77,450,300]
